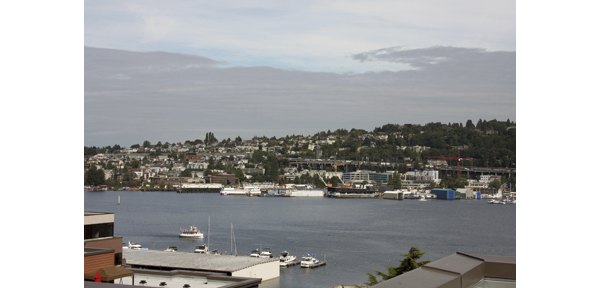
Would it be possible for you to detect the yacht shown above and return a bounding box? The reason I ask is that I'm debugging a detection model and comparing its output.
[418,195,428,201]
[259,248,273,258]
[249,249,261,258]
[179,226,204,238]
[127,241,142,249]
[194,245,208,254]
[279,251,300,267]
[300,254,326,268]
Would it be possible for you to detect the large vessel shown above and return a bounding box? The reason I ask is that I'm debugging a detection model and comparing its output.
[179,226,204,238]
[326,186,380,198]
[289,185,325,197]
[178,183,223,193]
[221,186,263,196]
[300,254,326,268]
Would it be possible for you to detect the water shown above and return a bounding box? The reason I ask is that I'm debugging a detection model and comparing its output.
[85,191,516,288]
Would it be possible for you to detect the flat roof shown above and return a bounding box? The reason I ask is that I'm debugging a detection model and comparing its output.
[124,249,278,273]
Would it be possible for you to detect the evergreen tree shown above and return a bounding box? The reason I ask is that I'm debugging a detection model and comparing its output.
[364,247,430,286]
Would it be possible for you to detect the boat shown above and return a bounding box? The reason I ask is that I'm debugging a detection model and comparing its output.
[259,248,273,258]
[178,183,224,193]
[194,245,208,254]
[164,246,178,252]
[300,254,326,268]
[220,187,247,196]
[488,199,505,205]
[249,249,261,258]
[127,241,142,249]
[279,251,300,267]
[179,226,204,238]
[418,195,428,201]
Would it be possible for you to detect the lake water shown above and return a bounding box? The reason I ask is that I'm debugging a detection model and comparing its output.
[84,191,515,288]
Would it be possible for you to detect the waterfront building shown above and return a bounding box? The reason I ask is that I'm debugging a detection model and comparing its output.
[342,170,392,184]
[431,188,457,200]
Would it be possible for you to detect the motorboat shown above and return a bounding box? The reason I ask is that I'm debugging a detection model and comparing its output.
[488,199,505,205]
[259,248,273,258]
[300,254,326,268]
[179,226,204,238]
[249,249,261,258]
[279,251,300,267]
[194,245,208,254]
[127,241,142,249]
[164,246,178,252]
[418,195,428,201]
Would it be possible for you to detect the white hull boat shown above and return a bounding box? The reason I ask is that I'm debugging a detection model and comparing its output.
[300,255,326,268]
[179,226,204,238]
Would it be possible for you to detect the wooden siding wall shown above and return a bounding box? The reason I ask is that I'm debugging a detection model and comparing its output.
[85,237,123,253]
[85,253,114,274]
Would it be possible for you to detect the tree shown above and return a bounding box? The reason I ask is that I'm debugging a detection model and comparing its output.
[143,140,151,148]
[85,166,106,186]
[364,247,429,286]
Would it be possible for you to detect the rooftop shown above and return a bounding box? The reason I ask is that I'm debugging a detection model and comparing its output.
[124,249,278,273]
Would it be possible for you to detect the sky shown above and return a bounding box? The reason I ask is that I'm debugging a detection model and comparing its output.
[85,0,515,73]
[84,0,516,147]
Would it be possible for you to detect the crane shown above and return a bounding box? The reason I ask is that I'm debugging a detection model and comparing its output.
[426,152,473,178]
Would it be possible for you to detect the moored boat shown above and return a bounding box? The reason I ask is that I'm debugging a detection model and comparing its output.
[300,254,326,268]
[250,249,261,258]
[194,245,208,254]
[279,251,300,267]
[259,248,273,258]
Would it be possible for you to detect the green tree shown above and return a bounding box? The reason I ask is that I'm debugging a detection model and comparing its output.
[364,247,429,286]
[85,166,105,186]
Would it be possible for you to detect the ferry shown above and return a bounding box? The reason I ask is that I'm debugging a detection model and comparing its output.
[179,226,204,238]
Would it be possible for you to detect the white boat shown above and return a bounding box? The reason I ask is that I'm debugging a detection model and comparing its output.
[194,245,208,254]
[221,187,247,196]
[259,248,273,258]
[164,246,178,252]
[300,254,326,268]
[279,251,300,267]
[179,226,204,238]
[249,249,261,258]
[418,195,428,201]
[488,199,505,205]
[127,241,142,249]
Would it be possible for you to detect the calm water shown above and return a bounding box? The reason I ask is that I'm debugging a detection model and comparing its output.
[84,191,516,288]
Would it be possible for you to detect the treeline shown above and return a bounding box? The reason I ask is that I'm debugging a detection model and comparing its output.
[316,119,515,169]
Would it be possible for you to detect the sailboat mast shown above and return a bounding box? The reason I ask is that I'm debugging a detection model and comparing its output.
[207,216,211,251]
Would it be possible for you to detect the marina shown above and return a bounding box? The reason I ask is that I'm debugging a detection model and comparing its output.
[85,191,515,288]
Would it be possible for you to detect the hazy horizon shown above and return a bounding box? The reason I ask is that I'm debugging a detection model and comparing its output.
[85,46,515,147]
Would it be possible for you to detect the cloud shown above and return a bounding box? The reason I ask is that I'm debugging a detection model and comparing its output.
[353,46,496,69]
[85,0,515,73]
[85,46,515,147]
